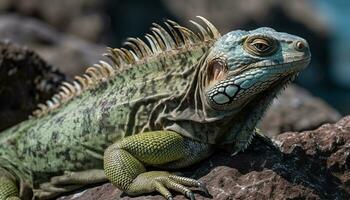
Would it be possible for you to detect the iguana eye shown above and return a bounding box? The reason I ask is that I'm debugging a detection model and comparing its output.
[251,39,270,52]
[244,36,277,56]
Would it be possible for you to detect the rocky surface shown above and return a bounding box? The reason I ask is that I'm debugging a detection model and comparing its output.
[0,41,65,131]
[260,85,341,137]
[0,14,105,76]
[59,116,350,200]
[0,0,105,42]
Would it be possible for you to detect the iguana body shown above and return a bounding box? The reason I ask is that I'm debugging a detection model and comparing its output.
[0,17,310,200]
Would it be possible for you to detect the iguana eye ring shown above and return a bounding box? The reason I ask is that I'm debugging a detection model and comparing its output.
[244,36,277,56]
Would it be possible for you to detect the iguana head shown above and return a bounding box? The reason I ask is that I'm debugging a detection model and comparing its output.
[159,26,311,148]
[190,27,311,147]
[203,27,310,111]
[158,26,310,150]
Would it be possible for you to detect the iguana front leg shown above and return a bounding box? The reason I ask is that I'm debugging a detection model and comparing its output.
[104,131,213,199]
[0,168,20,200]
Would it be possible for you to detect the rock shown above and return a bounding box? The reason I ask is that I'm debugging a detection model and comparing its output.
[0,0,105,42]
[0,14,105,76]
[260,85,341,137]
[161,0,329,34]
[59,116,350,200]
[0,41,65,131]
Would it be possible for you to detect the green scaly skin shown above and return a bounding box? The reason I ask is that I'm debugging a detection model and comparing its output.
[104,131,212,198]
[0,17,311,200]
[0,169,19,200]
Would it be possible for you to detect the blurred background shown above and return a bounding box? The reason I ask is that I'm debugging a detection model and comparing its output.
[0,0,349,114]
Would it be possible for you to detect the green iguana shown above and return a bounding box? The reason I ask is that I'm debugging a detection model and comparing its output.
[0,16,310,200]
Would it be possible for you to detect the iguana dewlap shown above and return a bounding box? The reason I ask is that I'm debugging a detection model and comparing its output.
[0,16,310,200]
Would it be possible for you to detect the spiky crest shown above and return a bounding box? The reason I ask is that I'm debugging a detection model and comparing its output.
[31,16,221,118]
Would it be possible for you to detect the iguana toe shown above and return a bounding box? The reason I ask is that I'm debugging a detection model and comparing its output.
[156,176,195,199]
[124,171,204,200]
[153,181,173,199]
[51,169,107,186]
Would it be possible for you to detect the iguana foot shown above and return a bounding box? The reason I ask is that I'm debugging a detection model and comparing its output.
[104,131,213,199]
[126,171,208,200]
[34,169,107,199]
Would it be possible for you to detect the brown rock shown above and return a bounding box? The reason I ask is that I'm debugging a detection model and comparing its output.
[276,117,350,188]
[0,14,105,76]
[260,85,341,137]
[0,41,65,131]
[59,116,350,200]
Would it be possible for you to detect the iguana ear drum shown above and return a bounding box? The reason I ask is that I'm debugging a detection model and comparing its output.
[206,57,241,109]
[207,58,228,86]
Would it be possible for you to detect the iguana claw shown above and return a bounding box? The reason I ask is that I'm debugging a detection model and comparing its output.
[186,191,195,200]
[119,171,204,200]
[198,181,209,196]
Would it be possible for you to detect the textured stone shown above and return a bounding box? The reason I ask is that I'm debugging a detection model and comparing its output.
[260,85,341,137]
[0,41,65,131]
[59,116,350,200]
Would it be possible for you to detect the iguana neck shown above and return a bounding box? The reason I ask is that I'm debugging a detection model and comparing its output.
[144,53,237,143]
[146,51,291,147]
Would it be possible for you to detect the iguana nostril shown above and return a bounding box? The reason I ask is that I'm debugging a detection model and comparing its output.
[295,41,306,51]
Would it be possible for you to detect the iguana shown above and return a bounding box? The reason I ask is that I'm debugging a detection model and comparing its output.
[0,16,310,200]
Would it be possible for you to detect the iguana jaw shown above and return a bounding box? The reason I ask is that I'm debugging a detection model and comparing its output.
[206,56,310,111]
[213,56,309,147]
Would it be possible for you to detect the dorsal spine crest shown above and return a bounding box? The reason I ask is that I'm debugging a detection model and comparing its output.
[31,16,221,118]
